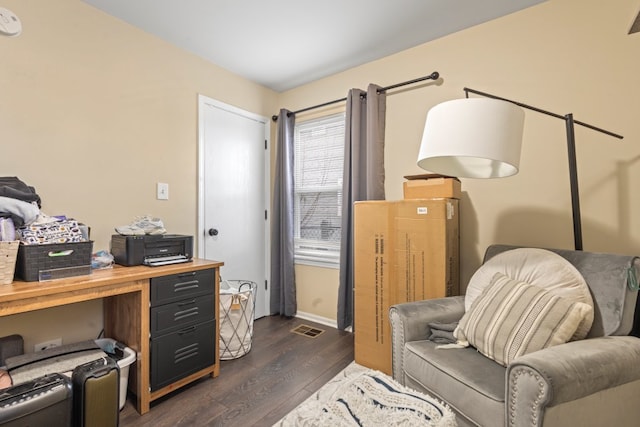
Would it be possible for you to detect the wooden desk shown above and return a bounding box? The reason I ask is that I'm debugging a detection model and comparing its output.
[0,258,223,415]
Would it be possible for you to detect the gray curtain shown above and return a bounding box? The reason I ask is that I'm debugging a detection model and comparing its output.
[337,85,386,330]
[270,109,297,316]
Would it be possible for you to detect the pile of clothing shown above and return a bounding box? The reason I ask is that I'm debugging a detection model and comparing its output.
[0,177,89,245]
[0,177,41,241]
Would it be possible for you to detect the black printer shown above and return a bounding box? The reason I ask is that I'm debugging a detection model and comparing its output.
[111,234,193,267]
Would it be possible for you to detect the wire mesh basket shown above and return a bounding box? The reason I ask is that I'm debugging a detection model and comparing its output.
[0,241,19,285]
[219,279,257,360]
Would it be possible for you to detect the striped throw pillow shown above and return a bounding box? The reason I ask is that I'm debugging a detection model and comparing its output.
[455,272,592,366]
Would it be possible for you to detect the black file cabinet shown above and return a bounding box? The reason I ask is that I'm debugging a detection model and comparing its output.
[150,268,216,391]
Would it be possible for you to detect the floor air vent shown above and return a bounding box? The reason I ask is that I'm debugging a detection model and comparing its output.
[291,324,325,338]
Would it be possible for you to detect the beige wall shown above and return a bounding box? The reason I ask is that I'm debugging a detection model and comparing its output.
[295,265,339,320]
[0,0,277,351]
[280,0,640,322]
[2,0,640,346]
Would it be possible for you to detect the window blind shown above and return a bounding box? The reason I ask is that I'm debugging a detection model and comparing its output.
[294,112,345,267]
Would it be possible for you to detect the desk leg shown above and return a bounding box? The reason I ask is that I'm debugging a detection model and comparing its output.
[103,279,150,415]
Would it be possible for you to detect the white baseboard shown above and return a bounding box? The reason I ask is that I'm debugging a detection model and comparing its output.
[295,311,338,329]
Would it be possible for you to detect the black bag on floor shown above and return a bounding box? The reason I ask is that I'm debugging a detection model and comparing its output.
[71,357,119,427]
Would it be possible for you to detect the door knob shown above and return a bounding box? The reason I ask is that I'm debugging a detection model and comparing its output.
[208,228,219,236]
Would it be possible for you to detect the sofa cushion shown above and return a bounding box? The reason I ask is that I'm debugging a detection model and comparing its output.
[484,245,640,337]
[456,272,592,366]
[403,339,506,427]
[466,247,594,340]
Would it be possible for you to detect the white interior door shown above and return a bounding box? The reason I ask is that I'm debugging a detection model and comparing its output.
[198,95,270,319]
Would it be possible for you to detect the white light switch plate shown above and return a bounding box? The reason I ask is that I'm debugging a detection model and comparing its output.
[157,182,169,200]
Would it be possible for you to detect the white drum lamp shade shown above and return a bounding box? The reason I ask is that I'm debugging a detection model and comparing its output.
[417,98,525,178]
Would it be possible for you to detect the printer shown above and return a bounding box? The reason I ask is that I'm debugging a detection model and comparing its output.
[111,234,193,267]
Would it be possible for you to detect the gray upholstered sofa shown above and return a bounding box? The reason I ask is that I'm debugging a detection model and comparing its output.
[390,245,640,427]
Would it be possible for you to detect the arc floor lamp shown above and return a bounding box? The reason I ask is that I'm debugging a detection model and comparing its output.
[417,88,623,250]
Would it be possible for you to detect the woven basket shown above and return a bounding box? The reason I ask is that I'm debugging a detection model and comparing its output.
[0,241,19,285]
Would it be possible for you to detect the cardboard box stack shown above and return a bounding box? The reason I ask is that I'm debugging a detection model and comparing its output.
[354,176,460,375]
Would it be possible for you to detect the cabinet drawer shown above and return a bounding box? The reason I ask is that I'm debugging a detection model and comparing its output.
[150,319,216,391]
[151,294,215,335]
[151,268,215,305]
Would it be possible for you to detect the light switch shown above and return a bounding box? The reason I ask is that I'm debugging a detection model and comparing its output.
[157,182,169,200]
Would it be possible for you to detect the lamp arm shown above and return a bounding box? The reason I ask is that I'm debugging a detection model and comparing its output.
[463,88,623,140]
[463,87,624,251]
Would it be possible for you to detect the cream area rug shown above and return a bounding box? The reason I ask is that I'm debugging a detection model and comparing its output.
[274,362,457,426]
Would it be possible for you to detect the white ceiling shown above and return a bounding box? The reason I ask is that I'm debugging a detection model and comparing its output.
[82,0,545,92]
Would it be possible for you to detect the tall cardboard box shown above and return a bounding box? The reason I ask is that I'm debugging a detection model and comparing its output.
[353,199,459,375]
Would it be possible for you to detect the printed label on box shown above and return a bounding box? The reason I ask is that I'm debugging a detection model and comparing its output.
[374,234,385,344]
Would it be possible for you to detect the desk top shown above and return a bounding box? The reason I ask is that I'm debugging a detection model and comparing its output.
[0,258,224,308]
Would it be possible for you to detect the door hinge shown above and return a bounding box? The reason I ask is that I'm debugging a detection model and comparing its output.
[264,279,268,290]
[265,210,267,220]
[265,139,267,150]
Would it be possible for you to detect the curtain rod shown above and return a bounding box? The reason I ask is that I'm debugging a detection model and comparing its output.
[464,87,623,139]
[272,71,440,121]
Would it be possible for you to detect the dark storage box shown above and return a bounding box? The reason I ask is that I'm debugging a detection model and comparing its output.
[15,241,93,281]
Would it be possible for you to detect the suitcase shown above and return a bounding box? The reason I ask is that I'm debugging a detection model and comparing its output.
[71,357,119,427]
[0,373,72,427]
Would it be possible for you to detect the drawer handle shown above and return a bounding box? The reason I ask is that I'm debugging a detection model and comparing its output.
[173,280,200,292]
[177,299,197,307]
[178,272,197,278]
[175,308,199,321]
[177,326,196,335]
[48,250,73,257]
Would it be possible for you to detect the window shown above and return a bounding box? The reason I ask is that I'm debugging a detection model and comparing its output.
[293,112,346,267]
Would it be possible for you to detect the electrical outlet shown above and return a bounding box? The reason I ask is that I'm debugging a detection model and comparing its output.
[34,338,62,352]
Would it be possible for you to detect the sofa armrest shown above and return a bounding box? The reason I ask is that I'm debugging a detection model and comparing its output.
[389,296,465,382]
[507,336,640,427]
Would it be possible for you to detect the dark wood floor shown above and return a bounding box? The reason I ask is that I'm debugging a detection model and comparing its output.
[120,316,354,427]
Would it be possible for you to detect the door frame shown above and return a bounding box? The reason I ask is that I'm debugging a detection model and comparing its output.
[196,94,271,318]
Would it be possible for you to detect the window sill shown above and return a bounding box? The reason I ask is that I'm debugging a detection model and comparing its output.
[294,258,340,270]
